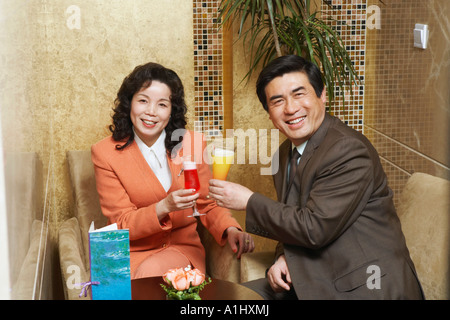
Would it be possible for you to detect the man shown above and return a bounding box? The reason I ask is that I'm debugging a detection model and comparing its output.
[208,55,424,299]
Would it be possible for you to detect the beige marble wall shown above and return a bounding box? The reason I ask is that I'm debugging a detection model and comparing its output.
[0,0,193,299]
[47,0,194,232]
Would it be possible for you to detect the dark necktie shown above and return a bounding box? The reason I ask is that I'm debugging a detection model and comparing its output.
[289,148,301,184]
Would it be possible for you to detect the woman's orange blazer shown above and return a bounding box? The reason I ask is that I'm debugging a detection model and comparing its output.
[91,130,241,275]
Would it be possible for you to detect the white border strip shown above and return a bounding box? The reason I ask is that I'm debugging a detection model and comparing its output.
[379,155,412,176]
[32,153,52,300]
[0,113,11,299]
[365,125,450,171]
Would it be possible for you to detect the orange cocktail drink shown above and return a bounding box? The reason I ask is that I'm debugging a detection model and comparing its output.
[212,148,234,180]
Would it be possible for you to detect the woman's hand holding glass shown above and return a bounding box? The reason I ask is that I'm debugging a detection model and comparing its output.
[156,189,199,220]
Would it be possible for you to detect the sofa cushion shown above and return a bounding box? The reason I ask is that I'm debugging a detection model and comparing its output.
[11,220,43,299]
[67,150,107,270]
[240,251,274,283]
[398,172,449,300]
[197,222,240,282]
[58,217,89,300]
[5,152,42,286]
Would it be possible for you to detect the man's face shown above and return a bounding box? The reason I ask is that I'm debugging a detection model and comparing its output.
[265,71,326,146]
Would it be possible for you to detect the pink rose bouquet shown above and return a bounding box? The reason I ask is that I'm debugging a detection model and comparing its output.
[161,265,211,300]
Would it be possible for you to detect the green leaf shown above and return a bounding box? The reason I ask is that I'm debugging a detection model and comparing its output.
[216,0,362,109]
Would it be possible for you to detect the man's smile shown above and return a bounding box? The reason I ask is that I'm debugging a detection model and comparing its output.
[286,116,306,125]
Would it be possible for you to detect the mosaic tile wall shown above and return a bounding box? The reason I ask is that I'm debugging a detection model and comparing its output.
[193,0,225,138]
[193,0,368,136]
[321,0,449,207]
[321,0,367,133]
[364,0,450,206]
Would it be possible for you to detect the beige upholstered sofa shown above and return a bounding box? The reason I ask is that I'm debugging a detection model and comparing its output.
[58,150,240,300]
[240,172,450,300]
[5,152,44,299]
[396,173,449,300]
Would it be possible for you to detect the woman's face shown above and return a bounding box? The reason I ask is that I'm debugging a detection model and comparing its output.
[130,80,172,147]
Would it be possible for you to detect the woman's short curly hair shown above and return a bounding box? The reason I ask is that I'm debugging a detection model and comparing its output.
[109,62,187,155]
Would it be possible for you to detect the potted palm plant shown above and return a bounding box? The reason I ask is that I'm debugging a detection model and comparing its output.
[216,0,360,107]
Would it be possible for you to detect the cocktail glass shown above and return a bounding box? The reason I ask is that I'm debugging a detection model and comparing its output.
[212,147,235,180]
[183,160,205,217]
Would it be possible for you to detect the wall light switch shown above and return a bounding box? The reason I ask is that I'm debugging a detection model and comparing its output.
[414,23,429,49]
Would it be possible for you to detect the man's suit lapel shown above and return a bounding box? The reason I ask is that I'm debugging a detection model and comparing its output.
[284,113,334,204]
[274,140,290,203]
[284,147,298,203]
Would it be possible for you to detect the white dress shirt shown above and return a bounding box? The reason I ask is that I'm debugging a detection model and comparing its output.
[133,129,172,192]
[287,140,308,179]
[293,140,308,164]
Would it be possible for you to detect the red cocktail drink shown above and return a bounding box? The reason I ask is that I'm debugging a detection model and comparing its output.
[183,161,204,217]
[184,168,200,192]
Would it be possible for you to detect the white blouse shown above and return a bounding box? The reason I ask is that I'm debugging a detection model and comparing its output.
[133,129,172,192]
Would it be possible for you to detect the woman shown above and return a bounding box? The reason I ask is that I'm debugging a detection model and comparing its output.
[91,62,254,279]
